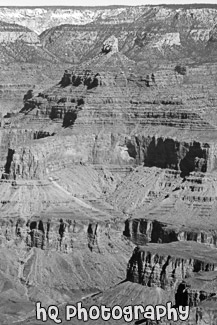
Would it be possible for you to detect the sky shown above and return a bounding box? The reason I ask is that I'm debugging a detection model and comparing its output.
[0,0,217,7]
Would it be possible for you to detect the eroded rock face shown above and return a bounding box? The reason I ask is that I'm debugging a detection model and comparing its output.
[101,35,119,54]
[0,7,148,34]
[3,28,217,182]
[2,6,217,324]
[126,136,210,176]
[0,186,133,317]
[0,129,35,173]
[0,214,126,253]
[3,132,217,181]
[175,272,217,308]
[124,218,217,247]
[127,242,217,290]
[4,53,217,182]
[14,5,217,62]
[0,21,39,44]
[2,6,217,65]
[59,69,102,89]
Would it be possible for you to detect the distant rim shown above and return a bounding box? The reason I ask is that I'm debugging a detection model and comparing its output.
[0,3,217,8]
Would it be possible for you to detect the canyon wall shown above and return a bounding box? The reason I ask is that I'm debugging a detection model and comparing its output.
[0,21,39,44]
[124,219,217,247]
[0,10,217,324]
[126,242,217,316]
[4,133,216,180]
[127,243,217,290]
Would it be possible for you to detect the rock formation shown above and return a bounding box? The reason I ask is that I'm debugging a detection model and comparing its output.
[127,242,217,290]
[0,21,39,44]
[1,4,217,325]
[101,35,119,54]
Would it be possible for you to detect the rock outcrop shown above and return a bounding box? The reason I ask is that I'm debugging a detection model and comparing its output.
[38,5,217,63]
[0,21,39,44]
[127,242,217,290]
[107,165,217,263]
[101,35,119,54]
[0,163,133,322]
[175,271,217,307]
[124,218,217,248]
[1,6,217,63]
[4,54,217,181]
[1,5,217,325]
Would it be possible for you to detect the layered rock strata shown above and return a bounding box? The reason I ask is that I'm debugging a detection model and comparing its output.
[127,242,217,297]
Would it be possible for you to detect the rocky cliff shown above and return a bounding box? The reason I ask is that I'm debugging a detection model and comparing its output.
[4,35,217,181]
[0,162,133,323]
[38,5,217,63]
[110,166,217,246]
[124,218,217,248]
[1,6,217,63]
[123,243,217,325]
[127,242,217,290]
[0,224,133,324]
[0,20,39,44]
[0,6,160,34]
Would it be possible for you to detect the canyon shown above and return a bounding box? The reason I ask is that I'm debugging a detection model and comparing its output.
[0,4,217,325]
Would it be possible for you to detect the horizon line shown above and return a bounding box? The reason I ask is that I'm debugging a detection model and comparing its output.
[0,2,217,7]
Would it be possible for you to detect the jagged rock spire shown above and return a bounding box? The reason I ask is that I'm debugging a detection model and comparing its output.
[101,35,118,54]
